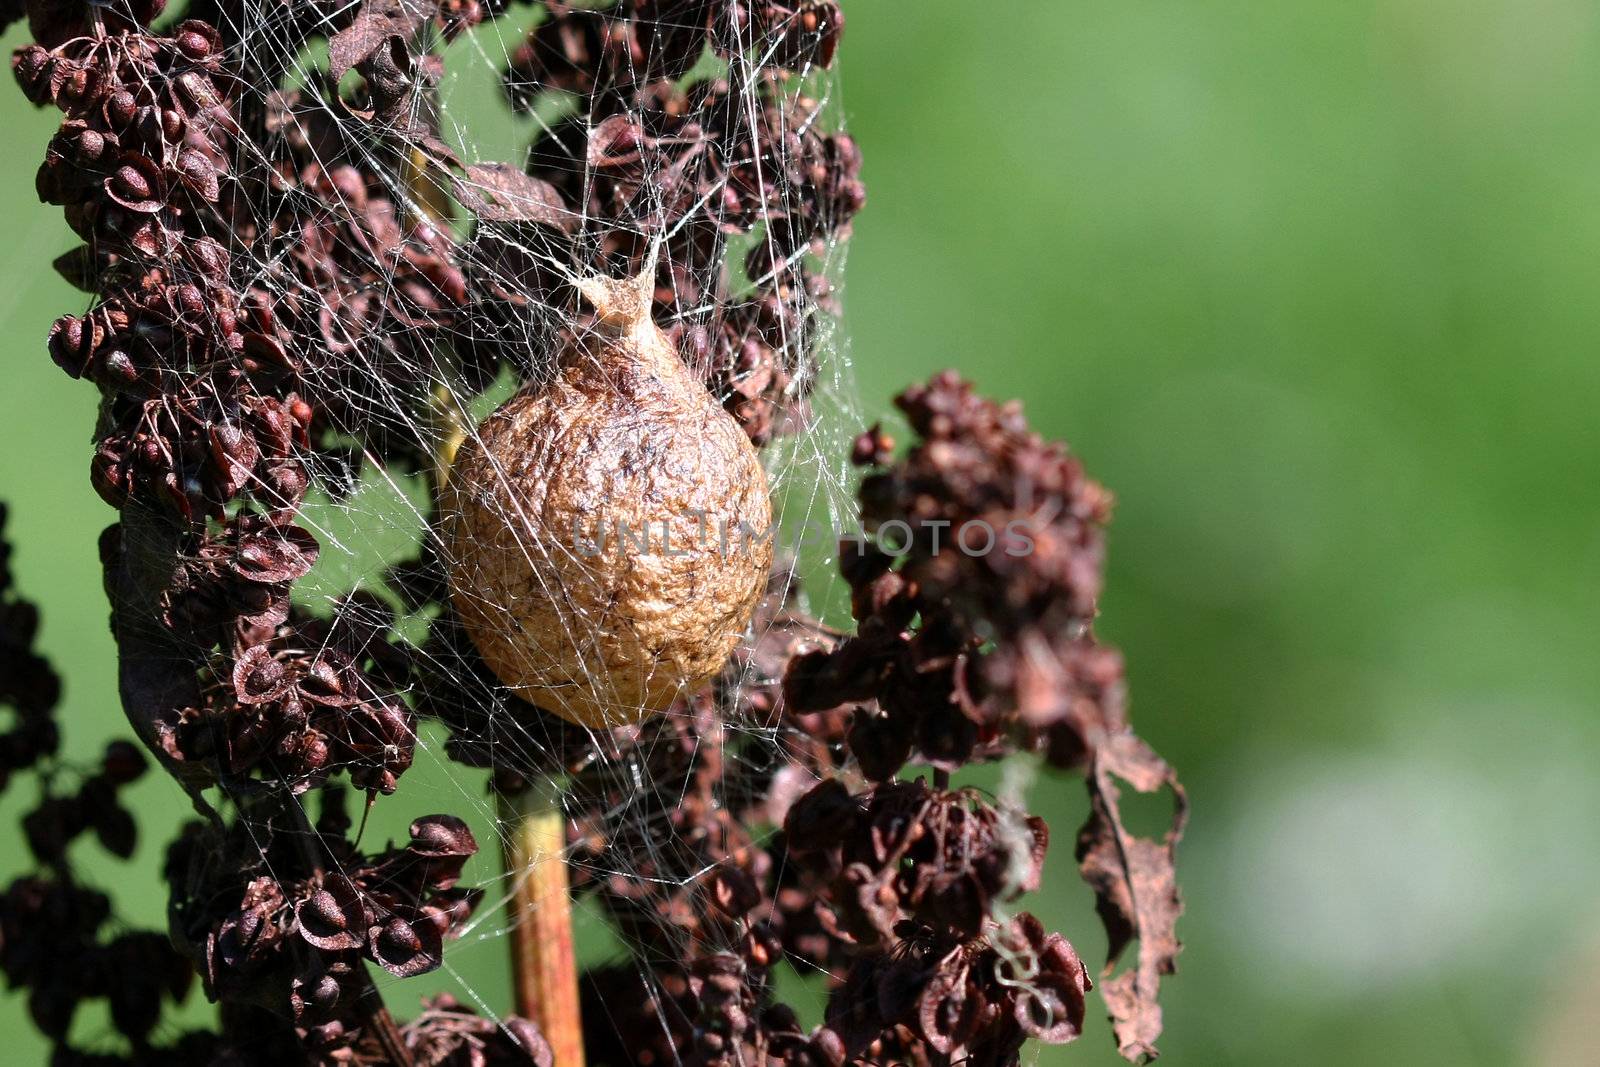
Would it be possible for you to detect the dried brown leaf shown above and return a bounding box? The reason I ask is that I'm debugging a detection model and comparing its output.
[453,164,573,231]
[328,0,428,83]
[52,246,99,292]
[1075,731,1187,1063]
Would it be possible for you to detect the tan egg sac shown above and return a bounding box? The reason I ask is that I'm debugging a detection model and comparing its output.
[442,271,773,728]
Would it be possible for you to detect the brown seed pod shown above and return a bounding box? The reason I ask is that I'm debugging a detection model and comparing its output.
[442,271,773,727]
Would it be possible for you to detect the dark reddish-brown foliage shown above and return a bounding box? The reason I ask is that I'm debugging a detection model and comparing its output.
[2,0,1179,1063]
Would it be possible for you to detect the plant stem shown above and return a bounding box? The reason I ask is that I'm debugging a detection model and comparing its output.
[355,976,416,1067]
[500,783,585,1067]
[426,347,584,1061]
[420,221,581,1060]
[430,382,467,489]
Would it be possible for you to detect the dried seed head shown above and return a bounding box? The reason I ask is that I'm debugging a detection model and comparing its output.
[443,269,773,727]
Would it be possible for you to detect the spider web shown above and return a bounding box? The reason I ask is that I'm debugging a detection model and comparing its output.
[183,0,870,1049]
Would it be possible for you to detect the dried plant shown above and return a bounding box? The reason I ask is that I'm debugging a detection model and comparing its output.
[1,1,1182,1064]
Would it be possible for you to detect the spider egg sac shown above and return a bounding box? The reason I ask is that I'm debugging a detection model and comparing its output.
[442,271,774,728]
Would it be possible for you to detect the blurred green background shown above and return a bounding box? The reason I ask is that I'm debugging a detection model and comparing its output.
[5,1,1600,1063]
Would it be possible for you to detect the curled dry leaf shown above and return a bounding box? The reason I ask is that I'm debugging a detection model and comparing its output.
[1075,730,1187,1063]
[328,0,429,83]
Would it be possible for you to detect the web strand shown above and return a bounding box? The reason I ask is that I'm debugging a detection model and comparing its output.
[201,0,866,1050]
